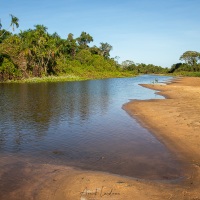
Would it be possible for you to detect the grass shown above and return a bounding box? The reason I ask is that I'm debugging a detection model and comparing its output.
[170,72,200,77]
[3,71,136,84]
[3,74,84,83]
[5,70,200,84]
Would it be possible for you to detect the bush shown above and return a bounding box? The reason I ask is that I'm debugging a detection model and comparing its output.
[0,57,21,81]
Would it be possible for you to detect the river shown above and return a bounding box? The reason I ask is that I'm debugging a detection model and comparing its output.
[0,75,184,180]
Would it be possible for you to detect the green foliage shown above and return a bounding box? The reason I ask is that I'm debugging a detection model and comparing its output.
[0,35,26,73]
[123,50,200,76]
[64,33,78,58]
[121,60,135,68]
[19,25,61,76]
[0,29,12,43]
[76,31,93,49]
[76,49,93,65]
[172,71,200,77]
[169,51,200,74]
[9,14,19,31]
[0,14,19,38]
[1,15,199,82]
[2,15,184,82]
[0,56,21,81]
[99,42,112,59]
[0,21,124,82]
[90,45,101,55]
[122,61,168,74]
[169,63,190,73]
[180,51,200,67]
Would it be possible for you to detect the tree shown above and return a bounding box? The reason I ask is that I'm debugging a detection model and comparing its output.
[99,42,112,59]
[121,60,135,68]
[90,45,101,55]
[0,30,12,43]
[180,51,200,71]
[76,49,92,64]
[77,32,93,49]
[0,56,21,81]
[10,14,19,31]
[1,34,27,73]
[19,25,61,76]
[0,20,123,81]
[169,63,191,73]
[65,33,77,58]
[0,35,23,81]
[0,14,19,38]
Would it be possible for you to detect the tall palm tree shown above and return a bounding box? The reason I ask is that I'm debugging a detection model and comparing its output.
[10,14,19,31]
[0,14,19,38]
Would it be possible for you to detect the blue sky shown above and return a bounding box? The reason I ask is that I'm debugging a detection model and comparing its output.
[1,0,200,67]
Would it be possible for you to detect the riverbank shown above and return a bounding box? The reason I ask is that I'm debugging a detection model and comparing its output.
[1,77,200,200]
[123,76,200,199]
[1,71,135,84]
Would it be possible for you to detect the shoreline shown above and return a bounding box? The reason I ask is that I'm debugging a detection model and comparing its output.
[1,76,200,200]
[123,77,200,197]
[0,72,135,84]
[124,77,200,162]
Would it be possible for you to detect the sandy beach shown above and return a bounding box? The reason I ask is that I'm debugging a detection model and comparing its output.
[1,76,200,200]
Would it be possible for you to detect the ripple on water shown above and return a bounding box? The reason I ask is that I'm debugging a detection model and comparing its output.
[0,75,186,180]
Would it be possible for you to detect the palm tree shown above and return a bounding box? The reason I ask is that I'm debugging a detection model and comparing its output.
[10,14,19,31]
[0,14,19,38]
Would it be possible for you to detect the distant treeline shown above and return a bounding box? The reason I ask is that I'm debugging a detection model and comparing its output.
[121,60,168,74]
[0,15,200,82]
[122,51,200,76]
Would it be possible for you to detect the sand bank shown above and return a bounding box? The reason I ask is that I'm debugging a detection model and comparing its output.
[1,77,200,200]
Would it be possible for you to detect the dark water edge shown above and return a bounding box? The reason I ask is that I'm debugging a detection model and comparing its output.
[0,75,186,181]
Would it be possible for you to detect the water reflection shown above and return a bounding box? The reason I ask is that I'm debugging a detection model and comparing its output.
[0,75,185,179]
[0,80,111,151]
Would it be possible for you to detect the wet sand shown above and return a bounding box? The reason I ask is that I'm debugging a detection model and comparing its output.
[1,77,200,200]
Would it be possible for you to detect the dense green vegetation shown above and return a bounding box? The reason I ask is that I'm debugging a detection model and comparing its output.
[0,15,134,82]
[169,51,200,75]
[121,60,168,74]
[1,15,200,82]
[121,51,200,77]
